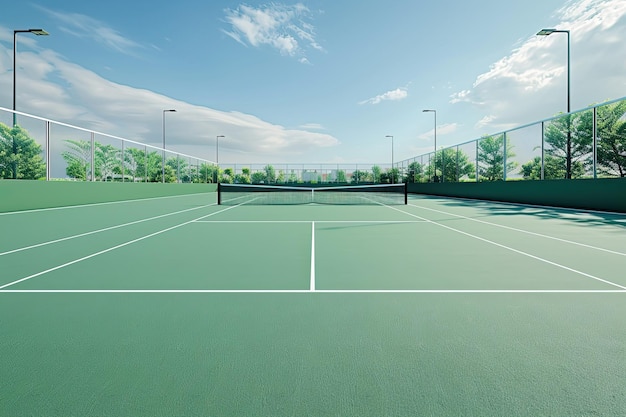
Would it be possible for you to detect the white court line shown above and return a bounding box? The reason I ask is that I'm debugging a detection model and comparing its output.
[193,220,425,223]
[0,204,241,290]
[0,203,217,256]
[310,222,316,291]
[410,204,626,257]
[0,289,624,293]
[0,192,213,216]
[386,205,626,290]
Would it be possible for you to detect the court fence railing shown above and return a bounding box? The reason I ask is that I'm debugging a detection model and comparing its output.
[395,96,626,183]
[3,95,625,185]
[0,107,394,185]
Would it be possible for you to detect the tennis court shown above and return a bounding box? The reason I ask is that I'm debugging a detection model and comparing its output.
[1,189,625,415]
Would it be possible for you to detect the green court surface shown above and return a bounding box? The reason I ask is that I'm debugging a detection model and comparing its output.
[1,191,625,416]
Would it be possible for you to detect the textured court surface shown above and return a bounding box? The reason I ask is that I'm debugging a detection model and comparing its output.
[1,192,625,416]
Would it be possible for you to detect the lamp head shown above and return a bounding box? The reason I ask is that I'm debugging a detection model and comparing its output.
[537,28,556,36]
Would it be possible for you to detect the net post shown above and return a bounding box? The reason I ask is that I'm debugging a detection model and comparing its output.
[217,182,221,205]
[404,182,408,205]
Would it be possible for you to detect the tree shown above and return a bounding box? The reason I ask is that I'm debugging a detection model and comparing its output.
[251,171,267,184]
[61,139,93,180]
[198,163,218,183]
[126,148,149,181]
[336,170,347,183]
[94,143,119,181]
[219,170,233,183]
[519,155,585,180]
[234,167,252,184]
[371,165,382,183]
[405,162,423,183]
[386,168,400,184]
[0,123,46,179]
[424,148,474,182]
[264,165,276,183]
[520,156,542,180]
[596,100,626,177]
[477,134,517,181]
[351,170,371,183]
[544,112,592,179]
[165,156,194,182]
[121,148,139,182]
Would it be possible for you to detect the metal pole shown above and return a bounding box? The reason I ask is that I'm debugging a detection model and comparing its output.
[385,135,394,184]
[121,140,125,182]
[216,135,225,183]
[162,112,166,183]
[566,30,571,179]
[567,31,571,116]
[13,29,49,127]
[538,29,571,178]
[45,121,50,180]
[162,109,176,183]
[503,132,507,181]
[91,132,95,182]
[541,122,545,180]
[422,110,437,182]
[475,139,479,182]
[593,106,597,179]
[434,111,437,181]
[13,32,17,127]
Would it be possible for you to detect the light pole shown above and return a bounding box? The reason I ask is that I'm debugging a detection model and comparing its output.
[385,135,394,183]
[12,29,48,179]
[216,135,225,183]
[13,29,49,127]
[422,109,437,182]
[537,28,571,178]
[162,109,176,183]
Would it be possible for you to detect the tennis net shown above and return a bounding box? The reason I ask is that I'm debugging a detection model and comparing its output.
[218,183,407,205]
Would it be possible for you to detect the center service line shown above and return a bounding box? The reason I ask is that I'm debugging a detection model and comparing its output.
[310,221,315,291]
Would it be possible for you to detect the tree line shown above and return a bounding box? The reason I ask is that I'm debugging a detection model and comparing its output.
[405,100,626,182]
[1,100,624,181]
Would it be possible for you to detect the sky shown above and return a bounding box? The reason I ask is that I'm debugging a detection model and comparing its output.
[1,0,625,166]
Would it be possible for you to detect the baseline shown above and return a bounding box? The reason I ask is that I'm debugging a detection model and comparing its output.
[1,289,624,293]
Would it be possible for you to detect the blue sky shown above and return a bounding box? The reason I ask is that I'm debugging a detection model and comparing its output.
[1,0,625,165]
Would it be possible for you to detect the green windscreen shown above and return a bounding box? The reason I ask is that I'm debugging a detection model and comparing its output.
[218,183,407,205]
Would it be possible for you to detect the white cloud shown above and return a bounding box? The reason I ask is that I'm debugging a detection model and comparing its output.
[0,39,338,165]
[451,0,626,131]
[360,88,408,105]
[418,123,458,141]
[475,115,497,130]
[299,123,325,130]
[449,89,472,104]
[222,3,323,62]
[35,6,143,55]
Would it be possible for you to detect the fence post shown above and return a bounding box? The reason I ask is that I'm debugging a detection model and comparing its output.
[91,133,95,182]
[541,122,546,180]
[593,106,598,179]
[503,132,507,181]
[121,140,125,182]
[45,121,50,181]
[475,140,479,182]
